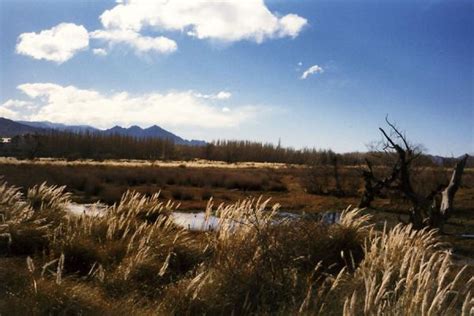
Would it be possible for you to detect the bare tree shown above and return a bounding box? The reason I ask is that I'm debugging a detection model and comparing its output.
[359,118,469,230]
[359,158,399,208]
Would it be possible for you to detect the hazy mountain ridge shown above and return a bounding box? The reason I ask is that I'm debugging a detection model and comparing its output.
[18,120,99,133]
[0,118,45,136]
[103,124,206,146]
[0,118,205,146]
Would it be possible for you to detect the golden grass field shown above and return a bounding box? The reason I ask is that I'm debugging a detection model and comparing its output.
[0,157,295,169]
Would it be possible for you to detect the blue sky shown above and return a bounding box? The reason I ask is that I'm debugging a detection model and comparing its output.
[0,0,472,156]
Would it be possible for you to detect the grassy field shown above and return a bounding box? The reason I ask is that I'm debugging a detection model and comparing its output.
[0,158,358,210]
[0,158,473,314]
[0,157,472,211]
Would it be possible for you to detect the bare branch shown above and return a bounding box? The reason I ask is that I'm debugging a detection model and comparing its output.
[385,116,410,151]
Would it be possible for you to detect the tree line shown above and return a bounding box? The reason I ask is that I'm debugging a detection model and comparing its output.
[0,131,465,167]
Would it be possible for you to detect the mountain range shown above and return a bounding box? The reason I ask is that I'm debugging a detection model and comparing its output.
[0,117,206,146]
[1,117,470,163]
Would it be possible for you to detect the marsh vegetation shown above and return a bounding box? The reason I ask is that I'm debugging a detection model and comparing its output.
[0,181,472,315]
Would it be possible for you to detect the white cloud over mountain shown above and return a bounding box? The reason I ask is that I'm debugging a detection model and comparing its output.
[16,23,89,63]
[0,106,20,120]
[1,83,260,129]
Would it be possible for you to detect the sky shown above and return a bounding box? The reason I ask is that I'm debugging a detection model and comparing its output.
[0,0,472,156]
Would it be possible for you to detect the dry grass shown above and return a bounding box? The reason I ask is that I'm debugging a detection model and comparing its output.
[158,204,371,315]
[340,224,473,315]
[0,179,472,315]
[0,157,294,169]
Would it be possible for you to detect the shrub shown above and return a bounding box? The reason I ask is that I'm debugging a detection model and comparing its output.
[158,202,371,315]
[0,181,66,256]
[27,182,70,214]
[0,258,149,315]
[340,224,473,315]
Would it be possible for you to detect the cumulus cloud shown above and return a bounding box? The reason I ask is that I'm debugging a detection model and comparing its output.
[16,23,89,63]
[277,14,308,38]
[3,83,259,129]
[0,106,20,120]
[194,91,232,100]
[0,99,39,120]
[301,65,324,79]
[2,99,35,109]
[90,29,177,55]
[15,1,307,62]
[92,48,108,56]
[99,0,307,43]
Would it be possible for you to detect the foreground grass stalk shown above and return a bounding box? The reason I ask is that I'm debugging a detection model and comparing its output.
[0,180,471,315]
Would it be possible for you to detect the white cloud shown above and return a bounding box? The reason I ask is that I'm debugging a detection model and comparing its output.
[15,1,307,63]
[0,99,38,120]
[90,29,177,55]
[0,106,20,120]
[92,48,108,56]
[99,0,307,43]
[16,23,89,63]
[216,91,232,100]
[4,83,259,129]
[301,64,324,79]
[2,99,34,109]
[194,91,232,100]
[277,14,308,38]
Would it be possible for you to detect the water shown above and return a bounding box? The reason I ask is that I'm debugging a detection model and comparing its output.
[67,203,104,217]
[170,212,221,231]
[66,203,340,231]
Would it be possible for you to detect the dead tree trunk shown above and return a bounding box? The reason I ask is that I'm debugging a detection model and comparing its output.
[427,154,468,230]
[358,118,469,230]
[440,154,468,216]
[359,170,375,208]
[358,159,399,208]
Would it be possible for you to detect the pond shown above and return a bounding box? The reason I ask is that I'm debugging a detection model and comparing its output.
[66,203,340,231]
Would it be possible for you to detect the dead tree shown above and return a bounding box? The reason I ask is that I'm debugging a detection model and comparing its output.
[358,158,400,208]
[426,155,469,230]
[359,118,469,230]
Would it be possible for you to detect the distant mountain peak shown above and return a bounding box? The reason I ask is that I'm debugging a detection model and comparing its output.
[6,119,206,146]
[1,117,206,146]
[146,125,164,130]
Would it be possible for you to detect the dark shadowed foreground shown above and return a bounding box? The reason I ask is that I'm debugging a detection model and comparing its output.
[0,181,472,315]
